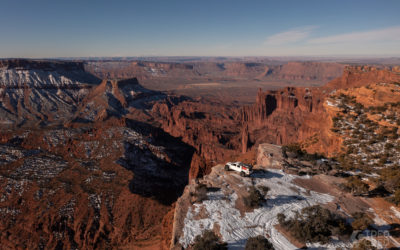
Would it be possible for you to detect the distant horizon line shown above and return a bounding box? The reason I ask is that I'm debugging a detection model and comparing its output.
[1,55,400,60]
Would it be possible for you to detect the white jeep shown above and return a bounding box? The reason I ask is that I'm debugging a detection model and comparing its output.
[224,162,253,176]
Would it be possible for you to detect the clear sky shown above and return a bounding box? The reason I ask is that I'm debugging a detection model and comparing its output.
[1,0,399,58]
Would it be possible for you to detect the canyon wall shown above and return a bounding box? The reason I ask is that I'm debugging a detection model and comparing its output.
[240,66,400,156]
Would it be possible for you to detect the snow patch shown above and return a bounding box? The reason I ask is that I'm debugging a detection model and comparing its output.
[179,169,336,250]
[326,100,337,107]
[391,206,400,219]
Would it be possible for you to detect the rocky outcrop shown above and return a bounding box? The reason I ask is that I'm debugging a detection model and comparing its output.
[240,66,400,156]
[240,86,328,152]
[241,124,250,153]
[256,143,283,168]
[74,78,167,122]
[241,87,318,126]
[151,98,242,178]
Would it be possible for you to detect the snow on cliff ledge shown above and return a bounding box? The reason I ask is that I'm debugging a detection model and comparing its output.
[179,166,337,250]
[0,68,99,88]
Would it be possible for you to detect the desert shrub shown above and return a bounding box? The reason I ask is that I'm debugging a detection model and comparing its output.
[376,133,386,141]
[277,205,352,244]
[282,143,303,158]
[277,213,286,225]
[379,166,400,192]
[337,154,355,170]
[303,152,325,162]
[351,212,373,231]
[55,176,73,193]
[376,105,386,112]
[354,103,364,114]
[243,186,264,208]
[378,155,389,166]
[282,143,325,161]
[338,102,347,110]
[385,143,394,150]
[332,116,340,123]
[367,138,377,145]
[245,235,274,250]
[192,230,228,250]
[192,183,208,203]
[346,146,356,154]
[393,189,400,205]
[257,185,270,196]
[351,239,377,250]
[37,180,54,189]
[80,182,96,194]
[389,129,399,139]
[331,128,340,133]
[357,133,365,140]
[387,189,400,205]
[341,176,369,196]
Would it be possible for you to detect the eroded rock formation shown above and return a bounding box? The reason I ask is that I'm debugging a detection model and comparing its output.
[240,66,400,156]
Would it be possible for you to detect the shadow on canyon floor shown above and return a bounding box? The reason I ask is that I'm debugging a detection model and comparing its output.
[120,119,196,205]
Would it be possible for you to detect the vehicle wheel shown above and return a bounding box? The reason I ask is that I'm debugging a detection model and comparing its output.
[225,165,229,171]
[240,172,245,177]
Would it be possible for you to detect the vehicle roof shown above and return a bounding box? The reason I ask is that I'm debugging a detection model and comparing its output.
[227,162,252,168]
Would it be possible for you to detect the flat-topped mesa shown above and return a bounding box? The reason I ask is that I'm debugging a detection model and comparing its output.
[85,61,195,80]
[325,65,400,90]
[267,61,345,82]
[85,60,345,83]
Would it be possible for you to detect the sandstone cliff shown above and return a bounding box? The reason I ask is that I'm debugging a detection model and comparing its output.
[240,66,400,156]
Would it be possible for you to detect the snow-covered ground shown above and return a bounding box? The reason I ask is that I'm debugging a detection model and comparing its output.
[391,206,400,219]
[0,69,88,87]
[325,100,338,107]
[179,168,348,250]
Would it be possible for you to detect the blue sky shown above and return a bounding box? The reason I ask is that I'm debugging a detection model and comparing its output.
[1,0,399,57]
